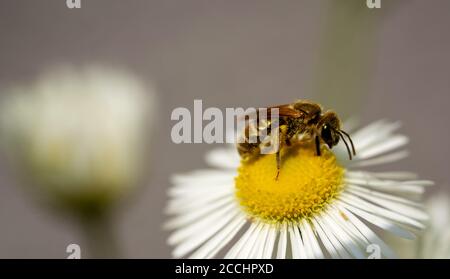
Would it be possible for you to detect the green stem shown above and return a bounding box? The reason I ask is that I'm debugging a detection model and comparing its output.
[79,214,120,259]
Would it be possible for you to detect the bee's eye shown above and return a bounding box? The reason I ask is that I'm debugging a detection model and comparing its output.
[321,125,332,142]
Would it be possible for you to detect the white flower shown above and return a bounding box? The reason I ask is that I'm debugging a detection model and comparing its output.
[0,65,155,215]
[385,193,450,259]
[165,120,433,259]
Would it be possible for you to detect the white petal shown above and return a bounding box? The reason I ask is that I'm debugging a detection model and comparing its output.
[347,170,418,181]
[164,196,234,229]
[289,224,307,259]
[321,213,365,258]
[171,170,235,185]
[336,203,397,258]
[189,214,246,259]
[168,202,236,246]
[298,222,314,259]
[225,222,258,259]
[205,148,240,169]
[347,184,423,207]
[341,193,425,230]
[350,120,388,144]
[356,135,409,159]
[250,224,270,259]
[400,180,434,186]
[165,190,233,214]
[168,183,231,197]
[342,118,359,133]
[263,227,277,259]
[171,206,239,257]
[350,150,409,167]
[314,215,351,259]
[339,200,416,239]
[347,188,428,221]
[276,223,288,259]
[237,222,264,259]
[346,177,425,195]
[311,218,340,259]
[301,220,324,259]
[352,120,401,151]
[328,206,370,247]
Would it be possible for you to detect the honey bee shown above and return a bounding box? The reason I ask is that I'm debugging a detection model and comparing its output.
[236,100,356,179]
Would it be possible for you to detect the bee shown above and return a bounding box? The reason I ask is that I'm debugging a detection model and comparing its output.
[236,100,356,179]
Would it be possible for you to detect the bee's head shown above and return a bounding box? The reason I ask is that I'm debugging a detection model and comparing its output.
[318,111,356,160]
[318,112,341,148]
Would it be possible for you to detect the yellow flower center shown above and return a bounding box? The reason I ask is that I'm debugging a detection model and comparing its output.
[235,143,345,224]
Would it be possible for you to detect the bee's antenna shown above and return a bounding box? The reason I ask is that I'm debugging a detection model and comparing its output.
[338,132,353,160]
[340,130,356,156]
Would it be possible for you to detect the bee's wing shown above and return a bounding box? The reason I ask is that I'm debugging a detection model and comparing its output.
[266,104,304,118]
[237,104,303,121]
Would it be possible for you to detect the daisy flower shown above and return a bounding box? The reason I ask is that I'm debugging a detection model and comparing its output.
[165,120,432,259]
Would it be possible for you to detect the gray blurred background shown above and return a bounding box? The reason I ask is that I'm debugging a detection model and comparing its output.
[0,0,449,258]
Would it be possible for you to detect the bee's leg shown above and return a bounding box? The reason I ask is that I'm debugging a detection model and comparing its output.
[275,150,281,180]
[285,138,292,146]
[315,135,321,156]
[275,135,282,180]
[274,125,287,180]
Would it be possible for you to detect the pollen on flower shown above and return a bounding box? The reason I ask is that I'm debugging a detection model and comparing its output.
[235,143,345,224]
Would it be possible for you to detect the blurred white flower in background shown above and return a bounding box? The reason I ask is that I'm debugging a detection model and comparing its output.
[421,194,450,258]
[386,193,450,259]
[0,65,155,257]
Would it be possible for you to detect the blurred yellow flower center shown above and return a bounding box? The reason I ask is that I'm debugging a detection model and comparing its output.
[235,144,345,224]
